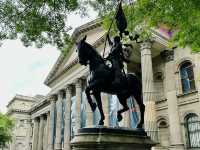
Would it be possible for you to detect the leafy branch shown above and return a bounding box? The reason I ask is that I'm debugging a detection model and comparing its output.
[90,0,200,52]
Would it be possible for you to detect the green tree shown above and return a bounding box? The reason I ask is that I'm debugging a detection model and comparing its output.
[1,0,200,52]
[0,0,88,49]
[0,113,14,148]
[89,0,200,52]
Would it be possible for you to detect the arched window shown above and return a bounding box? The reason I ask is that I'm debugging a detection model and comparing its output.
[184,113,200,148]
[180,61,195,93]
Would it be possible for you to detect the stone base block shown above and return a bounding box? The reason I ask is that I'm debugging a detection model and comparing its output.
[168,144,185,150]
[71,127,156,150]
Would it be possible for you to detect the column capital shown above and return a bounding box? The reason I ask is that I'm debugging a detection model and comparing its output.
[64,84,73,91]
[58,89,65,95]
[39,114,45,120]
[48,95,57,102]
[75,78,82,88]
[57,90,65,100]
[160,49,174,62]
[46,111,50,117]
[34,117,39,122]
[26,119,32,124]
[140,41,152,51]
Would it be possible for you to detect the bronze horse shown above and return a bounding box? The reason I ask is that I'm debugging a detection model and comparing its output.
[76,36,145,128]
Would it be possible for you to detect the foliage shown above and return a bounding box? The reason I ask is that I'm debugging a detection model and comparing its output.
[2,0,200,52]
[61,35,75,56]
[89,0,200,52]
[0,0,88,49]
[0,113,14,147]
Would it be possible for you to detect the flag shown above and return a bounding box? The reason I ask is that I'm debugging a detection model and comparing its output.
[115,2,128,37]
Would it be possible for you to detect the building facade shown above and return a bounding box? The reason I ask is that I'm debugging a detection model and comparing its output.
[7,19,200,150]
[6,94,45,150]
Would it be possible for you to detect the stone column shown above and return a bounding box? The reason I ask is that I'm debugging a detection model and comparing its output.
[48,96,56,150]
[45,111,51,150]
[161,50,184,150]
[55,91,63,150]
[43,114,49,150]
[140,41,157,141]
[37,115,45,150]
[26,119,32,150]
[64,85,72,150]
[75,79,82,131]
[32,118,39,150]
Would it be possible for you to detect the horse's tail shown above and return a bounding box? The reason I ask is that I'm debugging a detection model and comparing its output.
[127,73,142,97]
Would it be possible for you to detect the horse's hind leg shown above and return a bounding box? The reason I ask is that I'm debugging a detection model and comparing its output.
[134,94,145,128]
[117,94,129,122]
[85,86,96,112]
[93,91,105,125]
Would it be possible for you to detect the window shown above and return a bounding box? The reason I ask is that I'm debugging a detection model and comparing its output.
[180,61,195,93]
[184,113,200,148]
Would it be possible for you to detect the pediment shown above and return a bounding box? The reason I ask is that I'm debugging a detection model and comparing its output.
[44,20,106,85]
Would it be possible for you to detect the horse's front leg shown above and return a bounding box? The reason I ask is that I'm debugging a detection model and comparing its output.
[117,94,129,122]
[85,86,96,112]
[93,91,105,126]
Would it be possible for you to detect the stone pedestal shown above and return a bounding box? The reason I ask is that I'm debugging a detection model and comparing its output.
[71,127,156,150]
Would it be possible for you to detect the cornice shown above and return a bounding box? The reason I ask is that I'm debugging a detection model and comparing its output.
[44,19,103,86]
[44,54,65,85]
[29,98,50,113]
[150,29,169,46]
[71,18,102,40]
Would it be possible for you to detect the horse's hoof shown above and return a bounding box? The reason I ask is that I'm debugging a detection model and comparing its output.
[117,114,123,122]
[91,103,97,112]
[99,120,104,126]
[136,123,143,129]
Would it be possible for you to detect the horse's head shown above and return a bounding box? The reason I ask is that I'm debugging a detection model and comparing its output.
[76,35,91,66]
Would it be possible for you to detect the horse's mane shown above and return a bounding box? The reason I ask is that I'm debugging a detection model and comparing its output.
[84,41,104,62]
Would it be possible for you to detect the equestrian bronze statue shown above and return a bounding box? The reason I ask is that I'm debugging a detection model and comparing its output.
[76,36,145,128]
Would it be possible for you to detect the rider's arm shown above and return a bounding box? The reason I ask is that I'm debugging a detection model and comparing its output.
[120,47,130,63]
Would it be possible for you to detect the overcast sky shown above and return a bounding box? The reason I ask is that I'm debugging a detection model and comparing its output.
[0,10,97,113]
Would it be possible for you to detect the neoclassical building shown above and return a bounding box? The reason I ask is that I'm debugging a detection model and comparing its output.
[7,19,200,150]
[6,94,45,150]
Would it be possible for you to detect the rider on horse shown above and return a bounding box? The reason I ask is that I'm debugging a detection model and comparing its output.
[106,34,130,85]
